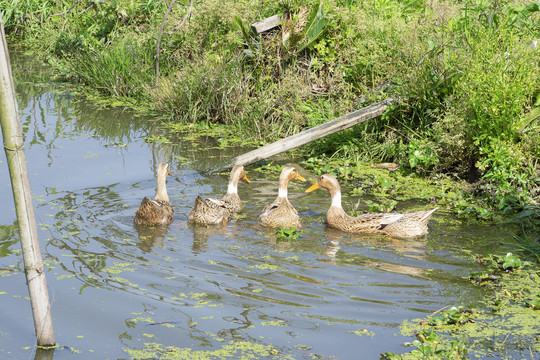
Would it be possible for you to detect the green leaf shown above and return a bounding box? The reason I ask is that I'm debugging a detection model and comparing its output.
[502,253,521,269]
[297,2,329,51]
[515,106,540,132]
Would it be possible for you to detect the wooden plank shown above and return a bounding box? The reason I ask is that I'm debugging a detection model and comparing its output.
[0,16,55,346]
[251,15,282,34]
[212,99,394,173]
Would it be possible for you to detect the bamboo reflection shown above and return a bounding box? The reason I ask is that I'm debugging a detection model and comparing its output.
[33,346,54,360]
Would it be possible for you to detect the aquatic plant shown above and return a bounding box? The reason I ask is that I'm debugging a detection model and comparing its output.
[275,226,302,242]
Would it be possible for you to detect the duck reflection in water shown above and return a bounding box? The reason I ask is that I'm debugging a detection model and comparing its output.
[187,224,219,253]
[134,223,170,253]
[317,227,429,278]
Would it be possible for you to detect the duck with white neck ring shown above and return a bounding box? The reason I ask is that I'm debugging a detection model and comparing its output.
[259,166,306,228]
[134,162,174,225]
[188,165,250,226]
[306,173,437,238]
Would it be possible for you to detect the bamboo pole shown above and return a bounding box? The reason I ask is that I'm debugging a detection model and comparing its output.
[0,16,55,346]
[211,98,394,173]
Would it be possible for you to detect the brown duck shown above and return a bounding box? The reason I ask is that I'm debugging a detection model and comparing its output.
[134,162,174,225]
[259,166,306,228]
[188,165,250,225]
[306,173,437,238]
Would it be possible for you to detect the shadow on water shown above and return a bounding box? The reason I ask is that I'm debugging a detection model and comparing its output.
[0,48,529,360]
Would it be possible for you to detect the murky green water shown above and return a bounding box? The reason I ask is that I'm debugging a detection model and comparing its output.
[0,50,516,360]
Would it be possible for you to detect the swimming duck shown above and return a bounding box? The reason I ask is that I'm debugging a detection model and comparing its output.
[188,165,250,225]
[259,166,306,228]
[306,173,437,238]
[134,162,174,225]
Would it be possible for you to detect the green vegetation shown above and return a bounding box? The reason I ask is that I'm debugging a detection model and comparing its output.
[2,1,539,221]
[385,253,540,359]
[275,226,302,242]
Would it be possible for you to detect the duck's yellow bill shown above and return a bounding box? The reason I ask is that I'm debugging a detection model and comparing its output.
[305,182,319,193]
[296,174,306,182]
[242,175,251,184]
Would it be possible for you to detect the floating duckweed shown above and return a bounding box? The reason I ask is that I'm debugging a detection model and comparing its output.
[124,341,293,359]
[103,262,136,275]
[249,264,279,271]
[261,320,287,327]
[397,254,540,358]
[56,274,74,280]
[129,317,154,325]
[347,329,375,337]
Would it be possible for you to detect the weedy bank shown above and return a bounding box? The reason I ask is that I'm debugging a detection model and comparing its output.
[2,0,539,224]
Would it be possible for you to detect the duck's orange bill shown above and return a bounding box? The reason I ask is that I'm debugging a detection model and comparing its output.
[296,174,306,182]
[305,182,319,193]
[242,175,251,183]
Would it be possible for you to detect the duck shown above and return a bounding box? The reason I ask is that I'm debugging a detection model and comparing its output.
[134,162,174,225]
[259,166,306,228]
[188,165,250,225]
[305,173,437,238]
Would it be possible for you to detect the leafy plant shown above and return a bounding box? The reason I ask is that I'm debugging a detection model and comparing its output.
[427,306,479,326]
[382,329,469,359]
[484,253,531,271]
[295,1,330,52]
[524,296,540,310]
[275,226,302,242]
[406,139,439,172]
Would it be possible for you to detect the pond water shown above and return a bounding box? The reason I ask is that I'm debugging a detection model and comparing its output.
[0,50,515,360]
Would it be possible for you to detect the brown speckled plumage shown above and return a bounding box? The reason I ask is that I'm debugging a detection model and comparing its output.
[188,165,250,225]
[259,166,306,228]
[134,163,174,225]
[306,173,437,238]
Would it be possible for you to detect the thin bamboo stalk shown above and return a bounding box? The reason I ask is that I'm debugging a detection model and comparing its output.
[0,16,55,346]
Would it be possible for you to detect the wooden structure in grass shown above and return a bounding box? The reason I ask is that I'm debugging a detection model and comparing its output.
[0,16,55,346]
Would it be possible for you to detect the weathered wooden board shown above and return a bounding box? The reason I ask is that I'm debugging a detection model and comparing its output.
[251,15,282,34]
[212,98,394,173]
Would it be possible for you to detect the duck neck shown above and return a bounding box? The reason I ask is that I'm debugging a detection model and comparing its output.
[155,172,169,202]
[329,189,342,209]
[226,180,238,195]
[277,185,288,199]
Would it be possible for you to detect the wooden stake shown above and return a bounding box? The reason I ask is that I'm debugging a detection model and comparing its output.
[0,16,55,346]
[211,99,394,173]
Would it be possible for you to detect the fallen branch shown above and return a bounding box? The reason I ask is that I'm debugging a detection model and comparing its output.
[155,0,194,86]
[155,0,176,86]
[208,98,395,173]
[168,0,194,36]
[52,0,82,17]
